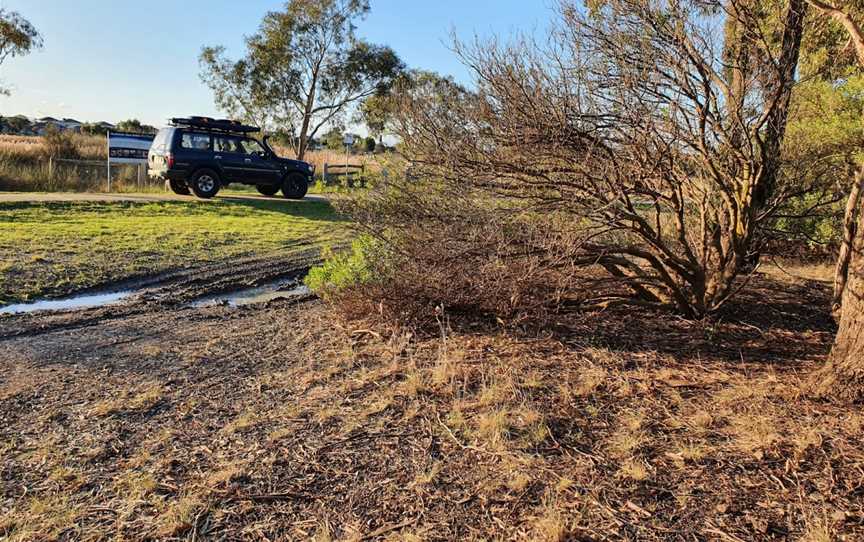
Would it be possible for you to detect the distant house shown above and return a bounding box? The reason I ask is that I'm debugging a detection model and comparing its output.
[61,118,83,132]
[32,116,84,134]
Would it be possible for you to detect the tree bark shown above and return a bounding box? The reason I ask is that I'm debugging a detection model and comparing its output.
[804,0,864,402]
[812,205,864,403]
[833,165,864,317]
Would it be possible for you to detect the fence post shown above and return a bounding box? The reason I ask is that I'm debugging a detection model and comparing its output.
[48,156,54,180]
[106,131,111,193]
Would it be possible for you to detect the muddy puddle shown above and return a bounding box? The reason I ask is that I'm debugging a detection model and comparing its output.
[1,279,311,316]
[0,291,133,315]
[191,280,311,308]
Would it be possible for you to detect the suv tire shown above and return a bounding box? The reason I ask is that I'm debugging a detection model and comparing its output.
[190,169,221,199]
[256,184,280,196]
[168,180,191,195]
[282,173,308,200]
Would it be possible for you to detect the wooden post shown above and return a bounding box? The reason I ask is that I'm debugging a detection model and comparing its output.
[48,156,54,180]
[106,131,111,193]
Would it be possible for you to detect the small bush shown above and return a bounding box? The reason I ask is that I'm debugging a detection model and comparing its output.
[305,236,383,300]
[41,126,79,159]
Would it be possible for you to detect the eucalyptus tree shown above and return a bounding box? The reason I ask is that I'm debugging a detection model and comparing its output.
[0,8,42,95]
[200,0,404,160]
[799,0,864,402]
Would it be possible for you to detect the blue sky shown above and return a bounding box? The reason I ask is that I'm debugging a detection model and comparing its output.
[0,0,552,128]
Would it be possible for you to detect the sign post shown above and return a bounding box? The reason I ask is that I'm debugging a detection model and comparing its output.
[343,134,355,187]
[106,131,111,192]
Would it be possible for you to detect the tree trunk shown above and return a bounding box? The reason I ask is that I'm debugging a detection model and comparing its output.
[297,111,312,161]
[833,164,864,317]
[296,65,321,162]
[804,0,864,402]
[812,204,864,403]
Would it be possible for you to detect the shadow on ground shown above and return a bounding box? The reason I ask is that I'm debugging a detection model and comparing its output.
[216,195,346,221]
[547,273,836,369]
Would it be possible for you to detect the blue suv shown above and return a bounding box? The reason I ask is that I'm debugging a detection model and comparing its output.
[148,117,313,199]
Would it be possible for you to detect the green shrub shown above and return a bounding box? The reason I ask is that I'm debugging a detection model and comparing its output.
[773,191,843,250]
[305,236,385,300]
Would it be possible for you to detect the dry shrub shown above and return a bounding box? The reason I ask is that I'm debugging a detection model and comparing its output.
[313,179,599,330]
[41,126,80,159]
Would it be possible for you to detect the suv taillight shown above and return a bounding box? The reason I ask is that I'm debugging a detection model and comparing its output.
[166,153,175,168]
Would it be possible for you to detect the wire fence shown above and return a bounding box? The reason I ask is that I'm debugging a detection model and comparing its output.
[0,156,165,193]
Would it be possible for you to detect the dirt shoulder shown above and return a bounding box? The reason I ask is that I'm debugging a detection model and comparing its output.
[1,267,860,541]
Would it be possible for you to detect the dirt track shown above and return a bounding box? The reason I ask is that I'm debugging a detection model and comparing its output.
[0,249,321,341]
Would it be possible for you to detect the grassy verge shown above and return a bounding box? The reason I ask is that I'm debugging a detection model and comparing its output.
[0,197,348,304]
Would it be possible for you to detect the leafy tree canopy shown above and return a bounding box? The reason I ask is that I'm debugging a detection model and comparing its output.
[0,8,42,95]
[200,0,404,160]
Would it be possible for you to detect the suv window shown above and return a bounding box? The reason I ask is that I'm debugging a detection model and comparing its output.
[239,138,266,155]
[213,135,266,155]
[152,128,173,152]
[213,135,244,154]
[180,132,211,151]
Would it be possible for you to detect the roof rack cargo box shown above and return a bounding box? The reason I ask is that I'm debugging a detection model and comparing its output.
[169,117,260,134]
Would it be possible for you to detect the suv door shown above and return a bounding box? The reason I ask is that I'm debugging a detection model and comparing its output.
[212,135,248,183]
[238,138,282,185]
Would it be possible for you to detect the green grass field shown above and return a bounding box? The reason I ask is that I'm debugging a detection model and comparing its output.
[0,197,348,304]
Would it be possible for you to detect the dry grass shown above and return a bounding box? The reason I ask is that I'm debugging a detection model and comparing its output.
[1,267,861,540]
[0,134,153,192]
[0,134,389,193]
[0,133,106,160]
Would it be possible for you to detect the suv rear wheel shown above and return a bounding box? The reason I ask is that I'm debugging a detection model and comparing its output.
[256,184,280,196]
[282,173,308,200]
[190,169,221,199]
[168,179,190,195]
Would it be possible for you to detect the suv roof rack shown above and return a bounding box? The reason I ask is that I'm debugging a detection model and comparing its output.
[169,116,260,134]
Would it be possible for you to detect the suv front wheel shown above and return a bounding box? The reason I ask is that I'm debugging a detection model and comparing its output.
[282,173,308,200]
[190,169,221,199]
